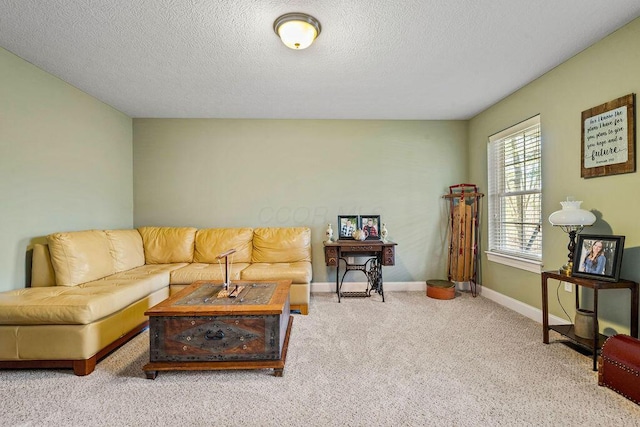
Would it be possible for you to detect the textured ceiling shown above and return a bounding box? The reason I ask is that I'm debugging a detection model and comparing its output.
[1,1,639,120]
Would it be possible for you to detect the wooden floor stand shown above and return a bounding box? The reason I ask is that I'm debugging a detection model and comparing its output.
[442,184,484,296]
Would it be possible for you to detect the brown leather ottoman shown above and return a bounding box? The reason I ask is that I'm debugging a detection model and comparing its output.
[598,334,640,405]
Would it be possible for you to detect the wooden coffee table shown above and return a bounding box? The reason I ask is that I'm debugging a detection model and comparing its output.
[143,280,292,379]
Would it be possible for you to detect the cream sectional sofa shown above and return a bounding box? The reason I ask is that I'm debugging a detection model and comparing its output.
[0,226,311,375]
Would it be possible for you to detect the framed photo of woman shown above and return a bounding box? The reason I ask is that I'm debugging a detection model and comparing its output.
[572,235,625,282]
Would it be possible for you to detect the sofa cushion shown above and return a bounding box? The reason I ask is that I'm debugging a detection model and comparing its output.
[0,275,167,325]
[240,262,312,284]
[47,230,116,287]
[138,226,197,264]
[105,229,145,273]
[170,263,250,285]
[104,263,187,284]
[252,227,311,263]
[194,228,253,263]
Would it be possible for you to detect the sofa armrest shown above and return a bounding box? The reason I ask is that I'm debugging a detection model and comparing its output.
[31,243,55,287]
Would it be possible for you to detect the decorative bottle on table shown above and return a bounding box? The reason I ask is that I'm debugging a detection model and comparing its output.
[352,229,367,241]
[325,223,333,242]
[381,223,388,242]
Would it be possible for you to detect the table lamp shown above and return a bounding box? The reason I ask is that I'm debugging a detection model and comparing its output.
[548,197,596,276]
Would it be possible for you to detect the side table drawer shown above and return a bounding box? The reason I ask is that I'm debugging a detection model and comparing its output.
[325,246,338,266]
[340,244,382,253]
[382,246,395,265]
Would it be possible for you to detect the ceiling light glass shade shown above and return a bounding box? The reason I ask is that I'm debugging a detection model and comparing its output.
[274,13,321,50]
[548,199,596,227]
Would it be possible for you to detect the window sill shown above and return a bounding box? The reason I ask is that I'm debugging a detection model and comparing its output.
[485,251,543,274]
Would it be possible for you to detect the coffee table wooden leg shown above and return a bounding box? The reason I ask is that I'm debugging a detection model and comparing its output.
[145,370,157,380]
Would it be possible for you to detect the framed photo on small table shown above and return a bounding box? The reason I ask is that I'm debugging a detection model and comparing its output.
[338,215,358,240]
[360,215,381,240]
[572,234,625,282]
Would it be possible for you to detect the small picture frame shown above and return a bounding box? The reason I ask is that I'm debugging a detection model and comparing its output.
[572,234,625,282]
[360,215,381,240]
[338,215,359,240]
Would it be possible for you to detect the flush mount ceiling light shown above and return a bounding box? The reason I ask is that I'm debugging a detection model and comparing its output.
[273,13,321,50]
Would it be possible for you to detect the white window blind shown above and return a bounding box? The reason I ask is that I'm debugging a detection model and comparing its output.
[488,116,542,261]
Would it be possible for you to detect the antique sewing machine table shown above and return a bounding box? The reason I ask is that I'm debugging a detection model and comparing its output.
[143,280,292,379]
[323,240,397,302]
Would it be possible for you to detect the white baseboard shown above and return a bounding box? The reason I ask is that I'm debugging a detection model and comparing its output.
[311,281,426,293]
[311,281,567,325]
[479,286,567,325]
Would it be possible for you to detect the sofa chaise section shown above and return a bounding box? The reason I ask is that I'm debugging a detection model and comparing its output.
[0,229,180,375]
[0,283,169,375]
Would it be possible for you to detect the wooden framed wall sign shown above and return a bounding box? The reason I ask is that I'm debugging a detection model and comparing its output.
[581,93,635,178]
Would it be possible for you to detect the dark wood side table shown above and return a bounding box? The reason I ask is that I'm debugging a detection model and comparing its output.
[541,271,639,371]
[323,240,397,302]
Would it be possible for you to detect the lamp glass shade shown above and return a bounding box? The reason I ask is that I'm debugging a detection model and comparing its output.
[548,200,596,226]
[276,20,318,49]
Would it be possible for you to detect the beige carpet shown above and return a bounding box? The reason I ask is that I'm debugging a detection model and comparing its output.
[1,292,639,426]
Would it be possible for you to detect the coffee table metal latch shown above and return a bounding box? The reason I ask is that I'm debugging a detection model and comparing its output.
[205,329,225,340]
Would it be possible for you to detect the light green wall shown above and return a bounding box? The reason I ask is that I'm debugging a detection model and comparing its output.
[0,47,133,292]
[4,15,637,330]
[133,119,468,282]
[468,18,640,333]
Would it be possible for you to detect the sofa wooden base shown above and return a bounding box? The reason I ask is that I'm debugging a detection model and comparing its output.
[290,303,309,315]
[0,321,149,376]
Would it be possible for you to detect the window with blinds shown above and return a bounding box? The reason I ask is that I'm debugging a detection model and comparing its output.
[487,115,542,262]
